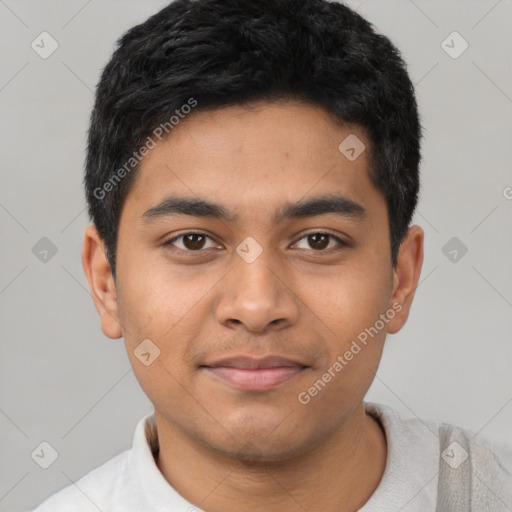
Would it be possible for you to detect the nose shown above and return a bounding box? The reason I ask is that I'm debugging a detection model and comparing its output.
[214,249,300,334]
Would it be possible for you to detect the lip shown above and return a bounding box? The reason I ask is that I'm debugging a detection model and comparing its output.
[201,355,309,391]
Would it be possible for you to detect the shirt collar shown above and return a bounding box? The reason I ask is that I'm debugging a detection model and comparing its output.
[131,412,207,511]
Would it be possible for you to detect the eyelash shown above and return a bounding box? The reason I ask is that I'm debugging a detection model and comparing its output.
[163,231,347,256]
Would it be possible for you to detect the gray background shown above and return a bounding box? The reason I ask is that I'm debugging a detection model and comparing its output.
[1,0,511,510]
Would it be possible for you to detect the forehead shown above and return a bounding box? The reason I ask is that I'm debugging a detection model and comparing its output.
[120,101,384,224]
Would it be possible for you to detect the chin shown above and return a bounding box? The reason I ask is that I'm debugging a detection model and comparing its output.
[203,423,318,465]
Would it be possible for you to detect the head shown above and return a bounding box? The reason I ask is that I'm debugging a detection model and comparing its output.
[83,0,424,461]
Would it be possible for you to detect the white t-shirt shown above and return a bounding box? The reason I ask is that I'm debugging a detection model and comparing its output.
[31,402,440,511]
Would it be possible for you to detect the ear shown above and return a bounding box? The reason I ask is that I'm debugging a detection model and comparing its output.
[81,224,123,339]
[387,225,424,335]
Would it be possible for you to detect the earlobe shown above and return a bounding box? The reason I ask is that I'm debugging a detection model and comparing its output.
[387,225,424,335]
[81,225,123,339]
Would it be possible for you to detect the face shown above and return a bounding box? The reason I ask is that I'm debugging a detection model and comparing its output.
[84,100,423,461]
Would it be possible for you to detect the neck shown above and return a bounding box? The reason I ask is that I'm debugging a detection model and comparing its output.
[154,403,387,512]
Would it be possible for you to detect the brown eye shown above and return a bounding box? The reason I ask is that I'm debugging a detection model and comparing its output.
[307,233,329,250]
[164,232,216,252]
[182,233,207,250]
[294,232,346,252]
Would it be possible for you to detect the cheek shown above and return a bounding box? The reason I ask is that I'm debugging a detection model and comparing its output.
[305,264,391,339]
[116,255,210,341]
[296,272,389,414]
[295,263,391,402]
[115,260,219,394]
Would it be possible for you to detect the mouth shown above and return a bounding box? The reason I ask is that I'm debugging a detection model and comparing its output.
[200,356,310,391]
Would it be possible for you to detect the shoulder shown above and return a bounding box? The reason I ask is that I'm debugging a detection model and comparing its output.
[29,413,159,511]
[29,449,135,512]
[437,421,512,509]
[366,401,512,509]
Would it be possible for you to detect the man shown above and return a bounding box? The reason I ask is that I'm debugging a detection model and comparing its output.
[31,0,512,510]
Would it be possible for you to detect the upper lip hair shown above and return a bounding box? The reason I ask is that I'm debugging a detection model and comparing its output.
[202,355,308,370]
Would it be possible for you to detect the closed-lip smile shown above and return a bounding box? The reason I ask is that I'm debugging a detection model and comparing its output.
[201,355,310,391]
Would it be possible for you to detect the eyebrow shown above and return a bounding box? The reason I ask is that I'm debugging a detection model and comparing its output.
[140,193,366,224]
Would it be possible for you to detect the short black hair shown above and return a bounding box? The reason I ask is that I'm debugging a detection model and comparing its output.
[85,0,422,277]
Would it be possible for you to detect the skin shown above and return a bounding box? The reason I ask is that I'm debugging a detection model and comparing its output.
[82,100,424,512]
